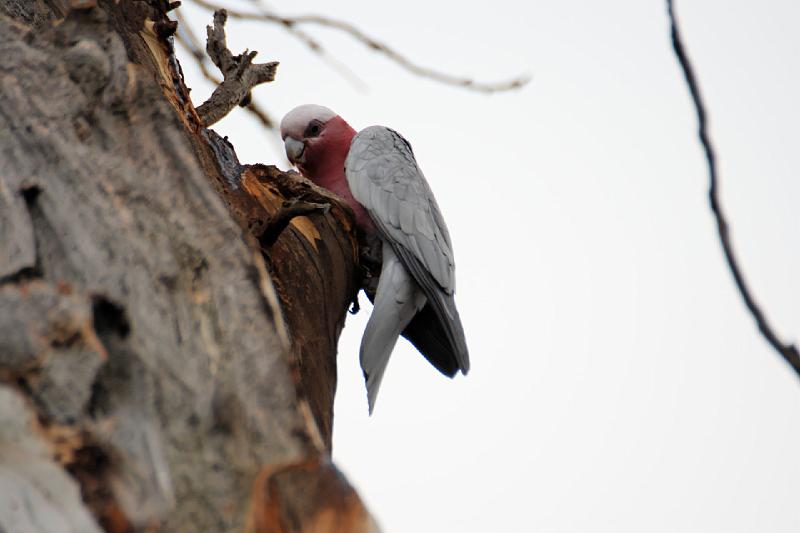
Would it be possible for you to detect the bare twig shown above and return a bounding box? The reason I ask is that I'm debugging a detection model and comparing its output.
[240,98,275,130]
[195,9,278,127]
[241,0,368,89]
[187,0,530,93]
[667,0,800,378]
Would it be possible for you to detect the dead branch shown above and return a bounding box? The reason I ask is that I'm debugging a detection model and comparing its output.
[187,0,530,93]
[175,9,276,129]
[195,9,278,126]
[666,0,800,378]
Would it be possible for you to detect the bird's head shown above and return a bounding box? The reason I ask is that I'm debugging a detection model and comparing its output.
[279,104,357,181]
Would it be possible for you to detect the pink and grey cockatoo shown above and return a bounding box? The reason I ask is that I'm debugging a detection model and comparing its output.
[280,104,469,412]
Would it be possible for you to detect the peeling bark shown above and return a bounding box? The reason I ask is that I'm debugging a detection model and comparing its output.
[0,1,371,531]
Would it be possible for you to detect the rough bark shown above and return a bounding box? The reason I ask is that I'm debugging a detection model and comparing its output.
[195,9,278,127]
[0,1,371,531]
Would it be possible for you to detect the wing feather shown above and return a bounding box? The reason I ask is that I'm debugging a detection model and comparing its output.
[345,126,469,373]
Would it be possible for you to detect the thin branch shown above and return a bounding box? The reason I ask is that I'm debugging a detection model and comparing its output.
[240,98,276,129]
[194,9,278,127]
[175,9,213,68]
[240,0,368,90]
[187,0,530,93]
[667,0,800,378]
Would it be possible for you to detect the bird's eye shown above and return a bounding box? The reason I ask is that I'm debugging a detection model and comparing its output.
[305,122,322,138]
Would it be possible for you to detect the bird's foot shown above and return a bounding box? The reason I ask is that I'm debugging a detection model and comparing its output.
[349,295,361,315]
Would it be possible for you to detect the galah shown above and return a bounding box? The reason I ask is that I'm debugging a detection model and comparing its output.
[280,104,469,412]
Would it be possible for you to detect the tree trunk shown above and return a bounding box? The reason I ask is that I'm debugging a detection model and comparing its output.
[0,1,373,531]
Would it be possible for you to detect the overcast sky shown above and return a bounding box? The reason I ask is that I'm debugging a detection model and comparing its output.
[178,1,800,531]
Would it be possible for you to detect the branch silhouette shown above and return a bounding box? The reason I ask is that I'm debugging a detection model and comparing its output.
[187,0,530,93]
[667,0,800,378]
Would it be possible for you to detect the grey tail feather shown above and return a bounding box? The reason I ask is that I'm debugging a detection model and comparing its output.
[360,244,424,414]
[363,362,391,415]
[363,291,460,377]
[362,302,417,414]
[360,312,400,415]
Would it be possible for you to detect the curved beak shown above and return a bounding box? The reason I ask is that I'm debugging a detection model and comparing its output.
[284,136,305,165]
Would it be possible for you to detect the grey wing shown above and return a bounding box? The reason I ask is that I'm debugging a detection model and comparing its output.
[345,126,469,373]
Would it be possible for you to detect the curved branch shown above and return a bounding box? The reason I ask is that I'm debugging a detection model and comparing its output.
[667,0,800,377]
[187,0,530,93]
[243,0,369,90]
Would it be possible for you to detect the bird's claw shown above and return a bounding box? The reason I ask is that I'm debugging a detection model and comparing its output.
[349,296,361,315]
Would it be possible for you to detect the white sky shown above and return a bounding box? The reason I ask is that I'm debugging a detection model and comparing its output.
[177,1,800,531]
